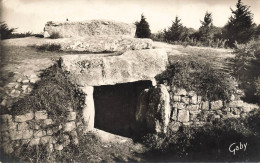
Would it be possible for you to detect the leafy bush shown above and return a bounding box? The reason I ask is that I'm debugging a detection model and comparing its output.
[10,31,33,38]
[35,43,61,52]
[233,39,260,103]
[143,111,260,162]
[11,64,82,123]
[156,58,237,101]
[49,32,62,39]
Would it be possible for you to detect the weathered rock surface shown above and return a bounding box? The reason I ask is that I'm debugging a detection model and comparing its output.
[47,36,153,52]
[60,48,168,86]
[136,84,171,133]
[44,20,136,38]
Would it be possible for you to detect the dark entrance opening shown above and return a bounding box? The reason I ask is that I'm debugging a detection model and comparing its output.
[93,80,152,137]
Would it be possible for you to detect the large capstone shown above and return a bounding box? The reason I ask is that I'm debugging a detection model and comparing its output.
[46,36,153,52]
[60,48,168,86]
[44,20,136,38]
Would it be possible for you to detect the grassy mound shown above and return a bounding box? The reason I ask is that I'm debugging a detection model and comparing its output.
[156,54,237,101]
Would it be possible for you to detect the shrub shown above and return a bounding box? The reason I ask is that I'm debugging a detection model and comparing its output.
[11,64,82,122]
[35,43,61,52]
[10,31,33,38]
[143,112,260,162]
[233,39,260,103]
[0,22,16,40]
[156,58,237,101]
[49,32,62,39]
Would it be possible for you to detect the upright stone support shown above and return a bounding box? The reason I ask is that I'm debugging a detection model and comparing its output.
[136,84,171,134]
[80,86,95,132]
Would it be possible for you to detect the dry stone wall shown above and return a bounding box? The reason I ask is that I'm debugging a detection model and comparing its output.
[136,85,259,134]
[0,107,81,155]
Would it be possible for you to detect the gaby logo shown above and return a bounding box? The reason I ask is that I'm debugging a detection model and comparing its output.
[229,142,247,155]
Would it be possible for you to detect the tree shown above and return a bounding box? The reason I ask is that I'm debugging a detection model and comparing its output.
[164,16,188,42]
[0,22,16,40]
[224,0,255,46]
[198,11,214,42]
[135,14,151,38]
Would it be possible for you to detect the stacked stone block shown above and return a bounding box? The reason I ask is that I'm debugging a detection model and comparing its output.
[169,88,259,127]
[0,108,80,155]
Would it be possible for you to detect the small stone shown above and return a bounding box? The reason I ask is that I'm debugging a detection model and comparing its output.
[2,143,14,154]
[47,129,54,135]
[47,143,54,153]
[15,111,34,122]
[35,110,48,120]
[216,110,223,115]
[197,96,202,103]
[43,119,54,125]
[40,136,52,144]
[173,95,181,102]
[201,101,209,110]
[177,103,186,110]
[241,112,247,118]
[34,130,46,138]
[168,122,180,132]
[183,122,193,126]
[171,108,178,121]
[189,110,201,115]
[22,79,30,84]
[230,94,235,101]
[187,91,196,97]
[214,115,221,119]
[223,107,231,112]
[64,121,76,132]
[232,108,241,115]
[29,138,40,146]
[186,104,199,111]
[22,129,34,139]
[210,100,223,110]
[26,87,33,93]
[62,135,70,146]
[0,114,12,124]
[175,88,187,96]
[10,130,23,140]
[55,144,63,151]
[16,78,22,83]
[29,77,40,84]
[190,95,197,104]
[178,110,189,122]
[22,85,29,91]
[17,122,29,131]
[14,84,20,89]
[34,124,40,130]
[67,112,76,121]
[0,99,7,106]
[7,83,17,88]
[228,100,244,108]
[181,97,189,104]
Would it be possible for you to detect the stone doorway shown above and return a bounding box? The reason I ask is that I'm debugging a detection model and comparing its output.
[93,80,152,137]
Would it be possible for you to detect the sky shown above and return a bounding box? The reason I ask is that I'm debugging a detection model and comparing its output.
[1,0,260,33]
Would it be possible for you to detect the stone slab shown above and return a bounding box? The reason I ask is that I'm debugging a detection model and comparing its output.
[44,20,136,38]
[46,36,153,52]
[60,48,168,86]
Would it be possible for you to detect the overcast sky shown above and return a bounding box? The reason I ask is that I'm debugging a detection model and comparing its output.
[1,0,260,33]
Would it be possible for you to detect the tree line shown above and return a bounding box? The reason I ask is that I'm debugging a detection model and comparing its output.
[135,0,260,48]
